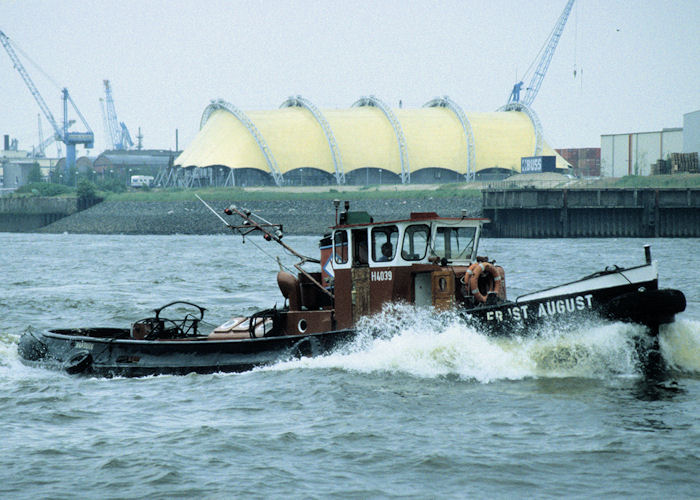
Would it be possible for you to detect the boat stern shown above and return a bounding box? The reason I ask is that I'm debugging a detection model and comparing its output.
[18,328,48,362]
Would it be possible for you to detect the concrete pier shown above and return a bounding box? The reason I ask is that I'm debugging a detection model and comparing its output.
[482,188,700,237]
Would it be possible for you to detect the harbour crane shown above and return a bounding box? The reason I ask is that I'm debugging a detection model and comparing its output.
[507,0,576,107]
[100,80,133,150]
[36,114,43,156]
[33,115,73,158]
[0,30,93,174]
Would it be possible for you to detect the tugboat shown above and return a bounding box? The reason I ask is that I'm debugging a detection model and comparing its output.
[18,199,686,377]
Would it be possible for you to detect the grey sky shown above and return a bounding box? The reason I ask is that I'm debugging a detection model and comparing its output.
[1,0,698,155]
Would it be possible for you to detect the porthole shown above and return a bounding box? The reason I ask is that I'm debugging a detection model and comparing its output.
[298,319,308,333]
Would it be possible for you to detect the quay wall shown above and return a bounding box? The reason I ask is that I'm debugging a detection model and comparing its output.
[0,197,79,232]
[3,188,700,237]
[482,188,700,237]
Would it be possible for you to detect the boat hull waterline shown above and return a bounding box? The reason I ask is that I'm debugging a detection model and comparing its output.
[18,274,684,377]
[16,203,687,377]
[19,328,355,377]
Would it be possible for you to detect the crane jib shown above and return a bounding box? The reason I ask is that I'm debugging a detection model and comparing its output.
[0,29,94,171]
[507,0,576,107]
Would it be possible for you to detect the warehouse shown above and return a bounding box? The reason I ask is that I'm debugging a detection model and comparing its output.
[601,128,683,177]
[600,110,700,177]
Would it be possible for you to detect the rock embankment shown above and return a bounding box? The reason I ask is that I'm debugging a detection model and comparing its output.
[40,196,482,235]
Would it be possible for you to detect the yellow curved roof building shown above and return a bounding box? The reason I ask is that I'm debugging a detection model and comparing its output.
[175,97,567,184]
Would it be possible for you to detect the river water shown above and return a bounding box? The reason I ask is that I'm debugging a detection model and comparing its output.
[1,233,699,499]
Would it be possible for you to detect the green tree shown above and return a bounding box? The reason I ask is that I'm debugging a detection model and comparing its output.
[28,162,43,183]
[76,179,97,200]
[66,166,78,186]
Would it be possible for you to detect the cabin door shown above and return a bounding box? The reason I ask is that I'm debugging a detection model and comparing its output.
[351,229,370,323]
[351,267,370,324]
[431,270,455,311]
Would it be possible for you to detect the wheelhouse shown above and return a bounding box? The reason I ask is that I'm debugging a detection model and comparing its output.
[325,211,490,329]
[330,212,485,269]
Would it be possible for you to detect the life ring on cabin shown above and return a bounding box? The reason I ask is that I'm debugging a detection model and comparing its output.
[466,262,504,304]
[64,351,93,375]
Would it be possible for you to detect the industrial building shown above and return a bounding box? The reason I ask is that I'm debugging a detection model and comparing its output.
[0,141,176,190]
[91,150,174,175]
[172,97,570,187]
[600,110,700,177]
[1,134,60,190]
[601,128,683,177]
[53,156,96,175]
[684,110,700,154]
[556,148,600,178]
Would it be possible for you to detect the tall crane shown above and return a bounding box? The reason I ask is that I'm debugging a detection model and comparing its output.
[101,80,133,150]
[99,97,110,150]
[33,114,73,158]
[35,114,45,157]
[0,30,93,174]
[507,0,576,107]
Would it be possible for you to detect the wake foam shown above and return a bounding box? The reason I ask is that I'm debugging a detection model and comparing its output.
[660,319,700,374]
[0,330,51,381]
[267,304,680,382]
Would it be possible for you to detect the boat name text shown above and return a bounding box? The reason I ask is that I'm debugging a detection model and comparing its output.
[486,294,594,322]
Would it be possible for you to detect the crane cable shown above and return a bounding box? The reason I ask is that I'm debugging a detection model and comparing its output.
[521,17,559,85]
[573,0,578,79]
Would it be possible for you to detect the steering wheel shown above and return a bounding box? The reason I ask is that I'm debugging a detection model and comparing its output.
[142,317,182,340]
[144,301,207,339]
[154,301,206,321]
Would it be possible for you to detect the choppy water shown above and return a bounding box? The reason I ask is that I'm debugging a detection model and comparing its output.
[1,233,699,499]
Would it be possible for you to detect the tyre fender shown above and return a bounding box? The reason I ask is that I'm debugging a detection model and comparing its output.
[64,351,93,375]
[291,336,321,359]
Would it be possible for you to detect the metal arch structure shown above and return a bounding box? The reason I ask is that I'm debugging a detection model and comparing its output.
[200,99,284,186]
[423,96,476,181]
[280,95,345,184]
[352,95,410,183]
[497,102,544,157]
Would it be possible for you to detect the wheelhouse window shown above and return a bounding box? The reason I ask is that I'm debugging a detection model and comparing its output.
[371,225,399,262]
[401,224,430,261]
[432,226,476,261]
[333,230,348,264]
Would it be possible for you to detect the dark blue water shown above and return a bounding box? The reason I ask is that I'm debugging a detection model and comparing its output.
[2,233,699,499]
